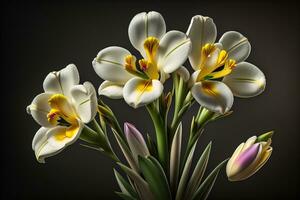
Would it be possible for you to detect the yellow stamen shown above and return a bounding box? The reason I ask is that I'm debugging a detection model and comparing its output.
[124,55,137,71]
[47,94,77,126]
[197,43,229,81]
[217,50,228,66]
[47,109,61,125]
[207,59,236,79]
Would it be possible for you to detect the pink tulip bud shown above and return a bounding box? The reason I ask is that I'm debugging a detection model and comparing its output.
[226,134,273,181]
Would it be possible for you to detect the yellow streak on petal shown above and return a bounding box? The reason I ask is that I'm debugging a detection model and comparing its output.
[134,80,153,104]
[66,124,79,138]
[141,37,160,80]
[54,124,79,141]
[54,130,67,141]
[136,80,153,93]
[144,37,159,63]
[202,81,219,96]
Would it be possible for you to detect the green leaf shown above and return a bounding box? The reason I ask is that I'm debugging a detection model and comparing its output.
[177,101,191,117]
[115,192,137,200]
[175,141,198,200]
[112,129,139,172]
[146,133,157,158]
[118,163,155,200]
[256,131,274,142]
[192,159,229,200]
[114,169,138,198]
[184,142,211,200]
[170,123,182,193]
[139,156,172,200]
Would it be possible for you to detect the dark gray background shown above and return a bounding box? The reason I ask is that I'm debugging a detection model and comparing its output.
[2,1,299,199]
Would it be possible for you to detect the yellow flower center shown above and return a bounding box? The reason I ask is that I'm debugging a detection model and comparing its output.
[197,43,236,81]
[47,94,79,141]
[124,37,160,80]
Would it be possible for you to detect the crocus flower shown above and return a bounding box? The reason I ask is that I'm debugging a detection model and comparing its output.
[124,122,149,164]
[226,132,273,181]
[27,64,97,163]
[93,11,191,108]
[187,15,266,113]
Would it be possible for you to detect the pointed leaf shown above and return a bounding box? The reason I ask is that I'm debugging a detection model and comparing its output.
[139,156,172,200]
[112,129,139,172]
[176,141,198,200]
[192,159,229,200]
[184,142,212,200]
[146,133,157,158]
[115,192,137,200]
[170,123,182,193]
[178,101,192,117]
[114,169,138,198]
[118,163,155,200]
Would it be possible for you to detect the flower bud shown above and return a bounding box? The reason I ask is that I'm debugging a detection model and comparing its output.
[124,123,150,164]
[226,132,273,181]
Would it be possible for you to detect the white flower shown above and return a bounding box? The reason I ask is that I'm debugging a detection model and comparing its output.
[93,11,191,108]
[187,16,266,113]
[27,64,97,163]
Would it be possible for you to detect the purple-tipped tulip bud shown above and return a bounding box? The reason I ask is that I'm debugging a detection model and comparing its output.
[226,133,273,181]
[124,123,149,164]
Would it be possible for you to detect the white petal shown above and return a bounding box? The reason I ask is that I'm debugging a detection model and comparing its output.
[47,121,83,147]
[27,93,53,127]
[32,127,48,151]
[191,80,234,114]
[70,82,97,123]
[123,78,163,108]
[157,31,191,73]
[128,11,166,56]
[226,142,245,177]
[187,15,217,70]
[223,62,266,98]
[159,70,170,84]
[98,81,124,99]
[35,122,83,163]
[219,31,251,63]
[43,64,79,97]
[92,46,134,84]
[188,70,201,88]
[175,66,190,82]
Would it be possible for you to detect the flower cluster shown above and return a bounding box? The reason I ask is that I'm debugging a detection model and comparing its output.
[26,11,274,199]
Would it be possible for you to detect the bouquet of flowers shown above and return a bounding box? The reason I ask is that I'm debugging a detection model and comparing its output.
[26,11,274,200]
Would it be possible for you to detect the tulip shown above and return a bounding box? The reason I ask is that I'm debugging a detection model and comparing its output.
[187,15,266,114]
[124,123,149,164]
[93,11,191,108]
[27,64,97,163]
[226,131,273,181]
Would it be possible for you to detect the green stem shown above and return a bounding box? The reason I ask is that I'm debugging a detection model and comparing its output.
[181,107,215,170]
[170,75,186,140]
[80,124,120,162]
[146,103,169,171]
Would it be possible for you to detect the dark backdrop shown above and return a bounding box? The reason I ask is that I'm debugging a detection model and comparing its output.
[2,1,299,199]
